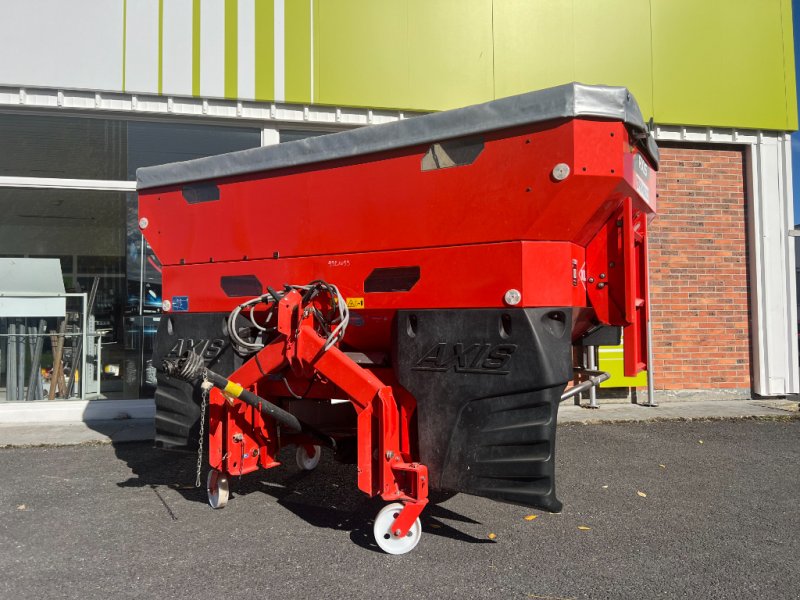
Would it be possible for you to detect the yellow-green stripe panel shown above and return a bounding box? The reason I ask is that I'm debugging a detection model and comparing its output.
[407,0,493,111]
[493,0,575,100]
[254,0,274,101]
[651,0,791,130]
[313,0,320,103]
[572,0,654,121]
[284,0,311,104]
[316,0,410,110]
[225,0,238,99]
[781,0,798,130]
[192,0,201,96]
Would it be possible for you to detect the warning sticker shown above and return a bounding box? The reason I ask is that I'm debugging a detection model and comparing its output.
[346,297,365,309]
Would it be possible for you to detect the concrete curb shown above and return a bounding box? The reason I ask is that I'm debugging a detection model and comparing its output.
[0,398,797,448]
[0,419,154,448]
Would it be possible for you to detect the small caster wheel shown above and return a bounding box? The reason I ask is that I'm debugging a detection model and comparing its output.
[295,444,322,471]
[206,469,229,509]
[373,502,422,555]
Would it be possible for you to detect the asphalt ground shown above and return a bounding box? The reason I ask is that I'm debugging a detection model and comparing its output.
[0,418,797,600]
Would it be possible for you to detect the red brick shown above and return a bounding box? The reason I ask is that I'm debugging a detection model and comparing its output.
[647,145,750,389]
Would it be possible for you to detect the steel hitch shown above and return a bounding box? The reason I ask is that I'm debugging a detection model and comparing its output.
[161,351,337,451]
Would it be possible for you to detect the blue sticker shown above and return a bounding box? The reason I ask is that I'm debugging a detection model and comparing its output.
[172,296,189,312]
[349,313,365,327]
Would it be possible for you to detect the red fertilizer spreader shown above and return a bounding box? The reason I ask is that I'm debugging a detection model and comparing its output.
[137,83,657,554]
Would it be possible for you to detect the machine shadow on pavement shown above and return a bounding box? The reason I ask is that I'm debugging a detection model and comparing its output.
[108,440,492,552]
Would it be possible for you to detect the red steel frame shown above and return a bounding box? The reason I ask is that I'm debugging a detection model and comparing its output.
[207,289,428,535]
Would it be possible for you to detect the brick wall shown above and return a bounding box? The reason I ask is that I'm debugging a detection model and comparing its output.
[648,144,751,389]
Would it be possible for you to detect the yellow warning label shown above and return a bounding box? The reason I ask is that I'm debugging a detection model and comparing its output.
[346,297,365,309]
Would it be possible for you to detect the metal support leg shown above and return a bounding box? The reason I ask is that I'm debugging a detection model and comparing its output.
[640,257,658,408]
[641,310,658,407]
[587,345,599,409]
[575,348,587,406]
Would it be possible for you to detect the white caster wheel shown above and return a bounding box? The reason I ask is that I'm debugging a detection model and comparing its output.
[295,444,322,471]
[373,502,422,555]
[206,469,229,509]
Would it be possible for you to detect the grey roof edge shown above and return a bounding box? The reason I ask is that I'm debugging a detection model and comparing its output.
[136,82,659,191]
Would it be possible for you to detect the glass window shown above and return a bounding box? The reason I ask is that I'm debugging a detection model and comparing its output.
[0,187,127,399]
[280,129,333,143]
[0,114,262,400]
[0,113,262,181]
[0,114,127,179]
[127,121,261,178]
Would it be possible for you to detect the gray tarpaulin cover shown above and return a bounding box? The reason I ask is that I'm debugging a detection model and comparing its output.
[136,82,659,191]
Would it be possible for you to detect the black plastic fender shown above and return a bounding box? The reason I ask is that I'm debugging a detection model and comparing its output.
[394,308,573,511]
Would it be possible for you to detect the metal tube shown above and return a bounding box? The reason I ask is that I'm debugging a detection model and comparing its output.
[81,293,87,400]
[7,322,16,401]
[561,369,611,402]
[642,314,658,406]
[17,319,26,401]
[641,257,658,407]
[587,346,599,408]
[575,348,587,406]
[26,320,46,401]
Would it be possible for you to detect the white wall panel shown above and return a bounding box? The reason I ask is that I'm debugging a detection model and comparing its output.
[125,0,160,94]
[0,0,123,91]
[163,0,194,96]
[274,0,285,102]
[200,0,225,98]
[746,135,799,396]
[238,0,256,100]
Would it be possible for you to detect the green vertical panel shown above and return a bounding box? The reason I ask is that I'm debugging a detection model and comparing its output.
[781,0,798,130]
[255,0,274,101]
[651,0,791,130]
[493,0,576,99]
[192,0,201,96]
[285,0,311,104]
[406,0,493,110]
[572,0,653,121]
[225,0,238,99]
[313,0,320,103]
[316,0,409,109]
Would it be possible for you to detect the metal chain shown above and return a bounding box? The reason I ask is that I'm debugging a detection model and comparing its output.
[195,380,212,487]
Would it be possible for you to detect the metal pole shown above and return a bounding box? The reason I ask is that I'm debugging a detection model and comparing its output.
[575,348,586,406]
[26,320,46,401]
[587,345,599,409]
[81,293,87,400]
[17,319,26,401]
[7,322,16,401]
[641,256,658,407]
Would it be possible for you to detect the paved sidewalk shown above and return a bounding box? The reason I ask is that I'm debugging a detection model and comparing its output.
[0,398,796,447]
[558,397,799,423]
[0,419,154,447]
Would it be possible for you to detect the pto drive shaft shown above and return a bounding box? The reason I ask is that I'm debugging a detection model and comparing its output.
[162,351,336,450]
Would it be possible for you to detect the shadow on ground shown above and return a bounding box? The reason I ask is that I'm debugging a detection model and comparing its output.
[106,439,492,552]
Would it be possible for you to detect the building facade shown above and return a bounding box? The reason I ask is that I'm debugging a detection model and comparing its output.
[0,0,796,412]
